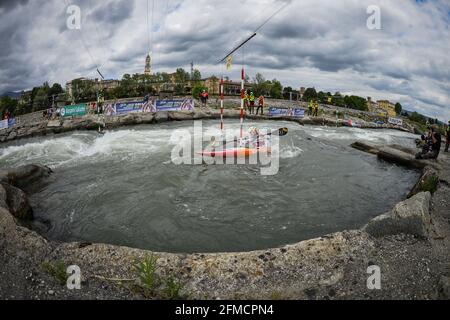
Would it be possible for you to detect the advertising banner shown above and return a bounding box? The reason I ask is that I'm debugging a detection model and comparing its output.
[0,118,16,130]
[154,99,195,112]
[268,107,305,118]
[388,117,403,126]
[8,118,16,127]
[60,104,87,118]
[103,99,194,116]
[115,101,145,115]
[0,119,8,130]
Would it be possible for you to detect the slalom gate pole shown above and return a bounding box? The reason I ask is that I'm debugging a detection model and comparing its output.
[220,77,224,132]
[240,66,245,138]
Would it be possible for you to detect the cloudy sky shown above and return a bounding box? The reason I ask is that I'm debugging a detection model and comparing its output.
[0,0,449,120]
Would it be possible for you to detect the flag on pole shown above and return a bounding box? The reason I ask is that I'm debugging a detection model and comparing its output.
[226,55,233,70]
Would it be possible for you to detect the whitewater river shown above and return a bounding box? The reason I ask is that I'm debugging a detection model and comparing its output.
[0,120,420,253]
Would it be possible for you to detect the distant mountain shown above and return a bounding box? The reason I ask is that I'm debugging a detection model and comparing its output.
[0,91,22,100]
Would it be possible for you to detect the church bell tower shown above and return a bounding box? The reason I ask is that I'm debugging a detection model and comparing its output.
[145,53,152,75]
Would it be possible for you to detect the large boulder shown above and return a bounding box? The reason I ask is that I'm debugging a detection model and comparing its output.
[168,111,194,121]
[6,164,52,190]
[140,113,155,124]
[0,184,7,209]
[364,192,432,238]
[47,120,62,128]
[0,207,18,248]
[6,131,17,141]
[407,167,439,198]
[154,112,169,123]
[118,114,138,126]
[103,116,120,128]
[193,110,211,120]
[1,183,32,220]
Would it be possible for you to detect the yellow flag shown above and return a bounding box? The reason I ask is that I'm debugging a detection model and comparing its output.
[226,56,233,70]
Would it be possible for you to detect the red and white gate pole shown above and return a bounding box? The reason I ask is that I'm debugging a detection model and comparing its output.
[220,77,224,132]
[240,66,245,138]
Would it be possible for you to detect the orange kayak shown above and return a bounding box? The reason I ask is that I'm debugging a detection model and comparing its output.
[200,148,268,158]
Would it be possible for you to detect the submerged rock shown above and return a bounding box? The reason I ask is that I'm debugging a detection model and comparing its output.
[364,192,431,238]
[6,164,52,190]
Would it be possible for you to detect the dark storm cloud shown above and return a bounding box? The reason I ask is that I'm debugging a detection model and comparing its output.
[0,0,448,120]
[89,0,134,26]
[0,0,28,12]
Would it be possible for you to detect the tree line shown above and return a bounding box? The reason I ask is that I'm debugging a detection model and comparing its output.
[1,70,442,127]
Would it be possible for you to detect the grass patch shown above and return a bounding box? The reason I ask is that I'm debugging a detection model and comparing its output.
[163,273,184,300]
[422,175,439,194]
[42,261,68,285]
[270,291,283,300]
[134,254,159,291]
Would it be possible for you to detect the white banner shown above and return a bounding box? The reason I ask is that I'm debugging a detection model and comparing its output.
[0,119,8,130]
[388,117,403,126]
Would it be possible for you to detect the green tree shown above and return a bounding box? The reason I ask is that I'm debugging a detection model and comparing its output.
[49,83,63,96]
[192,85,208,99]
[71,79,96,102]
[332,92,345,107]
[303,88,317,102]
[395,102,402,115]
[32,82,51,111]
[409,111,427,125]
[191,69,202,82]
[269,79,283,99]
[343,95,367,111]
[252,73,270,97]
[0,97,18,117]
[174,68,189,95]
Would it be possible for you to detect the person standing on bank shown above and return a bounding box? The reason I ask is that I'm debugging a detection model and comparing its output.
[416,125,442,159]
[200,89,209,108]
[445,121,450,153]
[257,95,265,115]
[249,92,256,115]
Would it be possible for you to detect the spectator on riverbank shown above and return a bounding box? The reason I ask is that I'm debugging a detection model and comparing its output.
[313,101,319,117]
[200,90,209,108]
[244,90,250,112]
[257,95,265,115]
[308,100,313,116]
[3,110,10,120]
[445,121,450,153]
[416,125,442,160]
[249,92,255,115]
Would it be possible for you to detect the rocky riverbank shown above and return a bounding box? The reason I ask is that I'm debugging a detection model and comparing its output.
[1,135,449,299]
[1,108,412,144]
